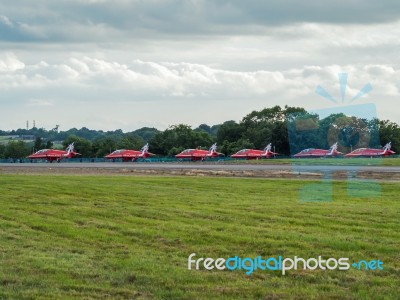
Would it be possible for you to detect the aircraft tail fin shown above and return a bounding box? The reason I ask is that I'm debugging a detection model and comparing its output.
[382,142,393,154]
[207,143,224,157]
[209,143,217,153]
[328,142,338,155]
[141,143,149,154]
[66,143,74,155]
[263,143,272,154]
[140,143,154,157]
[64,143,80,158]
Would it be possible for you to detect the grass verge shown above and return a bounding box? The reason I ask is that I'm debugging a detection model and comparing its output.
[0,175,399,299]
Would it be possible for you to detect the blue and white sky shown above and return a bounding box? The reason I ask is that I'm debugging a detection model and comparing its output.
[1,0,399,131]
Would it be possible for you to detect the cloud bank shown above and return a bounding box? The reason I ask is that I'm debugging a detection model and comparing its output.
[0,53,398,130]
[0,1,399,130]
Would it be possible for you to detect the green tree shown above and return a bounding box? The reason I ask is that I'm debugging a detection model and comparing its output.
[117,134,144,150]
[45,140,54,149]
[150,124,213,155]
[5,141,30,159]
[92,137,117,157]
[63,135,93,157]
[33,137,46,151]
[220,138,255,155]
[132,127,160,141]
[0,144,6,159]
[379,120,400,153]
[216,121,243,144]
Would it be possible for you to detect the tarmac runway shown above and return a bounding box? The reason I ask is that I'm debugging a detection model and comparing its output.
[1,162,400,173]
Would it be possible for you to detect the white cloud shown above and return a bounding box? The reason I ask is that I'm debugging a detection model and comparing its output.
[0,1,400,131]
[0,53,398,131]
[0,15,13,27]
[26,99,54,107]
[0,52,25,72]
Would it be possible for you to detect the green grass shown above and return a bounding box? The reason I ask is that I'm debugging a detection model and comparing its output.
[230,157,400,166]
[0,136,34,145]
[0,175,399,299]
[0,136,11,145]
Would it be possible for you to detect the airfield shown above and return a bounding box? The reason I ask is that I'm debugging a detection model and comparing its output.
[1,161,400,181]
[0,160,399,299]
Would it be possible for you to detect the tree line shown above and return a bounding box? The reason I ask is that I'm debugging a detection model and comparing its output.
[0,105,399,159]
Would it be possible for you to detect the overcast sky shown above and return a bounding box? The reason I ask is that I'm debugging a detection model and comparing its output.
[1,0,399,131]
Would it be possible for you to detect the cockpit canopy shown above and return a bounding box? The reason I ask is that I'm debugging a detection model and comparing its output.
[35,149,50,154]
[111,149,126,154]
[181,149,195,153]
[300,148,315,153]
[236,149,249,154]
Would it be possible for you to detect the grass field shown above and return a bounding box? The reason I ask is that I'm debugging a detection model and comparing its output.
[0,136,11,145]
[0,136,35,146]
[0,175,399,299]
[230,157,400,166]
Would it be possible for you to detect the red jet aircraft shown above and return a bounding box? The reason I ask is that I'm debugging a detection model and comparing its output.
[28,143,80,163]
[231,143,278,159]
[345,142,395,158]
[104,143,155,162]
[175,143,224,161]
[293,142,342,158]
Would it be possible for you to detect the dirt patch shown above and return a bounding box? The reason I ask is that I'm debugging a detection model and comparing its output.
[0,165,399,181]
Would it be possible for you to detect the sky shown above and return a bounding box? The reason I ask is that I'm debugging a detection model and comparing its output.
[0,0,399,131]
